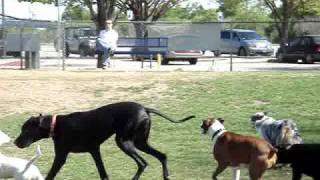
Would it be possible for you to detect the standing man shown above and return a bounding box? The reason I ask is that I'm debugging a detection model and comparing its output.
[96,19,118,69]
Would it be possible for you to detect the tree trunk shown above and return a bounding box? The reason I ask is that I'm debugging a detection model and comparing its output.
[280,21,289,47]
[95,0,115,68]
[96,0,106,68]
[134,22,148,38]
[280,0,290,48]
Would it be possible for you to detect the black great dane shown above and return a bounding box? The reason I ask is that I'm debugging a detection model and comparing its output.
[14,102,195,180]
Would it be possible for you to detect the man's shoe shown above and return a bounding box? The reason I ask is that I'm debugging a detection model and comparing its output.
[99,64,107,69]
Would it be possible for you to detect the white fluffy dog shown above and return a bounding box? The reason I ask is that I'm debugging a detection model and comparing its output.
[0,131,10,145]
[251,112,303,148]
[0,131,44,180]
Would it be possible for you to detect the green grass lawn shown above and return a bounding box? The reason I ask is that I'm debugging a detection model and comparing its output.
[0,71,319,180]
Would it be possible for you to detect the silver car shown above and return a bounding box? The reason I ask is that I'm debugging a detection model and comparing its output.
[163,50,202,65]
[217,29,274,56]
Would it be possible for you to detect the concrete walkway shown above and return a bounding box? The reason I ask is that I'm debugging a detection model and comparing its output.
[1,55,320,72]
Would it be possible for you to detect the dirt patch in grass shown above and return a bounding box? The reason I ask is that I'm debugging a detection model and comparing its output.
[0,71,217,118]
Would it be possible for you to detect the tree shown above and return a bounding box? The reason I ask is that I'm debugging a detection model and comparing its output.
[19,0,55,3]
[62,4,91,20]
[261,0,320,46]
[295,0,320,17]
[187,3,217,22]
[217,0,244,18]
[19,0,117,67]
[161,3,217,22]
[69,0,117,67]
[216,0,269,21]
[116,0,186,37]
[20,0,183,66]
[216,0,270,33]
[19,0,116,29]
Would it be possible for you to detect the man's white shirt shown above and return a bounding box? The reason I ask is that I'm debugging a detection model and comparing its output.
[98,29,118,50]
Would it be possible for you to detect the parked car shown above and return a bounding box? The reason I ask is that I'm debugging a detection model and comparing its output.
[55,27,97,57]
[57,27,202,64]
[216,29,274,56]
[132,50,202,65]
[162,50,202,65]
[276,35,320,63]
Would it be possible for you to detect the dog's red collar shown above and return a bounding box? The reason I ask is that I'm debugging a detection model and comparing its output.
[50,115,57,137]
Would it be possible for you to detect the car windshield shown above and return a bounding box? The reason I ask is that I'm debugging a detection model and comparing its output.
[313,36,320,44]
[238,32,262,40]
[80,30,96,37]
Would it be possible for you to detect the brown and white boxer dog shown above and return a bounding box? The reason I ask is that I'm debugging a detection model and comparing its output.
[201,117,277,180]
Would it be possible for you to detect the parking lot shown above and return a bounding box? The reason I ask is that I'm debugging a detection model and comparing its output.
[1,45,320,71]
[2,55,320,72]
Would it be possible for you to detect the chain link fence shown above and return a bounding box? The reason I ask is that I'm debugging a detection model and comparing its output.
[0,19,320,70]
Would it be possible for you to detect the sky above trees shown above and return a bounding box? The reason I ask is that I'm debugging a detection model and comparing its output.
[1,0,217,21]
[1,0,61,20]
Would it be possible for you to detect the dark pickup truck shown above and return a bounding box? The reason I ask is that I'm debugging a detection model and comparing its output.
[276,35,320,63]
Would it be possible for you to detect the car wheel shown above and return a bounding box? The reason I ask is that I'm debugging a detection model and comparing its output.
[89,51,95,57]
[276,52,287,63]
[303,54,314,64]
[131,55,137,61]
[132,55,144,61]
[79,47,88,58]
[288,59,298,63]
[161,58,169,65]
[213,50,221,57]
[189,58,198,65]
[65,44,70,57]
[238,48,247,56]
[6,51,20,57]
[266,52,273,56]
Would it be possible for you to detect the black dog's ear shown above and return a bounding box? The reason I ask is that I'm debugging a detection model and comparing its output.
[39,116,51,128]
[217,118,225,124]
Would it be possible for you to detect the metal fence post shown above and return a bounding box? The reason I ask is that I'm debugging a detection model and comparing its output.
[1,0,6,57]
[56,0,65,70]
[229,23,233,72]
[19,26,24,70]
[62,22,65,71]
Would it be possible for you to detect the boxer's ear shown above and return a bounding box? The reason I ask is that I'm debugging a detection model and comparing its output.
[39,116,51,128]
[208,117,215,125]
[217,118,225,124]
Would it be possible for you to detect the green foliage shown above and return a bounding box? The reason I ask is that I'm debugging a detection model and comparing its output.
[296,0,320,16]
[217,0,244,17]
[62,4,91,20]
[161,3,217,22]
[260,0,320,44]
[160,6,189,21]
[188,4,217,22]
[215,0,270,22]
[18,0,55,4]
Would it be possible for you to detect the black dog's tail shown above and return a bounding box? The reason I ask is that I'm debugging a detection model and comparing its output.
[146,108,195,123]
